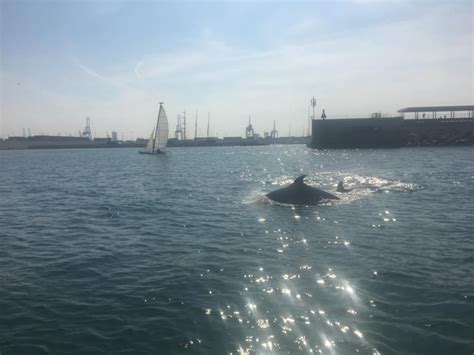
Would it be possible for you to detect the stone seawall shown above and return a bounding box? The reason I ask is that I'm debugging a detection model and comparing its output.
[310,117,404,149]
[402,119,474,146]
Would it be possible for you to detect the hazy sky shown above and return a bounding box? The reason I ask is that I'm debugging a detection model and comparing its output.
[1,0,473,138]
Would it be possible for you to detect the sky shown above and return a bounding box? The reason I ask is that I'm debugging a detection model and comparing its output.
[1,0,473,139]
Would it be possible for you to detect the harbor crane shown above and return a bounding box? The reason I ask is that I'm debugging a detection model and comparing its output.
[82,117,92,140]
[270,120,278,138]
[245,116,254,138]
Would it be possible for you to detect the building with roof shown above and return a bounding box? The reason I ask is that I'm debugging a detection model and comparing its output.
[398,106,474,120]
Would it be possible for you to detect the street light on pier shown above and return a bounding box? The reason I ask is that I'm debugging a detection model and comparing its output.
[310,96,317,135]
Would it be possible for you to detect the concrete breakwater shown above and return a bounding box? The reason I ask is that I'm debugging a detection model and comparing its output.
[309,117,474,149]
[402,118,474,146]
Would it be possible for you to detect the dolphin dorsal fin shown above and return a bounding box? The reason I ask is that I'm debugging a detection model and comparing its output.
[293,174,307,185]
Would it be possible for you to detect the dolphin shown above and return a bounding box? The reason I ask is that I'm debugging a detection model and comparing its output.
[337,181,353,193]
[266,174,339,205]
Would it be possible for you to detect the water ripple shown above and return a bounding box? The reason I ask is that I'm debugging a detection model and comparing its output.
[0,146,473,354]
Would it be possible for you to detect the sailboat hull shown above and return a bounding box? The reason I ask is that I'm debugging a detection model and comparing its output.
[138,149,165,154]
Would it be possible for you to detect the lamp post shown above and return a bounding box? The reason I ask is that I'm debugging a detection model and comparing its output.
[310,96,317,135]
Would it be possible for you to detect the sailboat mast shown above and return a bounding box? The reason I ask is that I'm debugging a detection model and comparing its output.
[183,110,187,140]
[207,112,210,138]
[195,109,198,139]
[153,102,162,151]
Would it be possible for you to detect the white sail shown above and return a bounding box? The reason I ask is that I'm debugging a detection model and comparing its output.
[145,127,155,152]
[154,103,169,150]
[140,101,169,154]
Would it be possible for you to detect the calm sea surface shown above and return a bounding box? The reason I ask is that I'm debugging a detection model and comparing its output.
[0,146,473,354]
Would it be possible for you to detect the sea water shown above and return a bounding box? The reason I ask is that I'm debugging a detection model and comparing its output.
[0,146,473,354]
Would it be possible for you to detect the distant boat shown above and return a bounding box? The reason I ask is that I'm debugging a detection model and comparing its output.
[139,101,169,154]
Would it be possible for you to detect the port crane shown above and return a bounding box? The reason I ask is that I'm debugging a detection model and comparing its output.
[270,120,278,138]
[245,116,254,138]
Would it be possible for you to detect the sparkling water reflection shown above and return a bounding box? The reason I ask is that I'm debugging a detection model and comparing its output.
[0,146,473,354]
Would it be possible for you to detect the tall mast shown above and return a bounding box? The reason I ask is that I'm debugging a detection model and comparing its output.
[153,101,162,151]
[207,112,210,138]
[175,115,183,140]
[183,110,187,140]
[195,109,198,139]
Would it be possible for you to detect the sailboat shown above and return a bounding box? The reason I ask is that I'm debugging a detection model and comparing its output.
[139,101,169,154]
